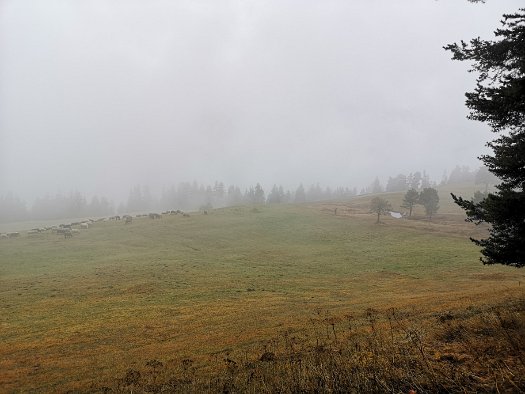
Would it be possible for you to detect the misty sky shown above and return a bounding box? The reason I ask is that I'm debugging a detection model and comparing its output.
[1,0,522,203]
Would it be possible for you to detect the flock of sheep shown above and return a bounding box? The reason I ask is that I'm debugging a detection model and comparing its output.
[0,219,98,239]
[0,209,194,240]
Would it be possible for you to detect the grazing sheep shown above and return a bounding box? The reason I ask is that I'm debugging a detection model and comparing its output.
[149,213,161,219]
[124,215,132,224]
[80,223,89,229]
[64,229,73,238]
[8,232,20,238]
[183,213,190,217]
[1,234,8,239]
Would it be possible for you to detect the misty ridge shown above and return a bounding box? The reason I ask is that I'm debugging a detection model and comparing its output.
[0,165,491,223]
[2,1,516,215]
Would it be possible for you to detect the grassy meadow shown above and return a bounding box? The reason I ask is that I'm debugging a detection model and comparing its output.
[1,189,524,392]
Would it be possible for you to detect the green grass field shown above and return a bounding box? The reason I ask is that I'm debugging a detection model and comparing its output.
[1,191,523,392]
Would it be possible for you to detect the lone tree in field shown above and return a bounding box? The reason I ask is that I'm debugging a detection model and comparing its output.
[370,197,391,224]
[401,189,419,217]
[419,188,440,220]
[445,9,525,267]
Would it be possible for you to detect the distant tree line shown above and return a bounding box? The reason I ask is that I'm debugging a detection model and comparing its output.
[0,164,494,223]
[0,193,28,222]
[363,165,497,195]
[363,171,433,194]
[0,192,114,223]
[0,181,356,223]
[123,182,358,214]
[442,165,499,189]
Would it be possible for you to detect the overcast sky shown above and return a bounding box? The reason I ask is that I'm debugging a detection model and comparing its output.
[1,0,522,203]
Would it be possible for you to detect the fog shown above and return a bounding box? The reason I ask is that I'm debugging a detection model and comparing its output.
[1,0,521,208]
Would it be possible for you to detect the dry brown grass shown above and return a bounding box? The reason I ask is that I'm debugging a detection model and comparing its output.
[1,197,524,392]
[99,290,525,393]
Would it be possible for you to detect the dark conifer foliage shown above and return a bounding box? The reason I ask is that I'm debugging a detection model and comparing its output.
[419,188,440,220]
[445,9,525,267]
[401,189,419,217]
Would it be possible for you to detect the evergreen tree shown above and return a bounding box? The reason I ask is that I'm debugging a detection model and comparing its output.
[227,185,243,206]
[472,190,488,205]
[419,187,440,220]
[278,186,287,202]
[475,166,499,193]
[370,177,383,194]
[99,196,113,216]
[267,184,282,204]
[306,183,323,202]
[176,182,192,210]
[213,181,225,205]
[445,9,525,267]
[324,186,333,200]
[205,185,214,207]
[0,193,27,222]
[67,191,87,217]
[440,170,449,186]
[401,189,419,217]
[448,165,474,184]
[88,196,101,216]
[254,183,265,204]
[386,174,408,192]
[244,187,255,204]
[127,185,143,212]
[408,172,422,190]
[421,171,431,189]
[283,190,292,203]
[295,184,306,203]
